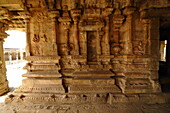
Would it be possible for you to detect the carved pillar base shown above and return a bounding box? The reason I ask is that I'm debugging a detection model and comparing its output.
[111,55,161,94]
[5,92,168,105]
[14,56,65,94]
[0,80,9,95]
[69,70,121,93]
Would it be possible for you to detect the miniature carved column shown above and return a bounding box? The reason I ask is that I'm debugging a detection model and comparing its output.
[142,19,150,55]
[49,11,60,55]
[123,7,136,54]
[102,8,113,55]
[58,10,71,56]
[0,20,9,95]
[79,31,87,55]
[112,7,124,55]
[71,10,81,55]
[103,16,110,55]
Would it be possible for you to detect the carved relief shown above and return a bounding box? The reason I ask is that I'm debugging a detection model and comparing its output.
[0,0,164,104]
[30,9,56,56]
[133,41,145,55]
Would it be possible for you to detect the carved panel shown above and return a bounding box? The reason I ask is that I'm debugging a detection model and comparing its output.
[30,9,56,56]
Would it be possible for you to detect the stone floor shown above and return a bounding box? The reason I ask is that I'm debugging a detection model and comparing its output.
[0,102,170,113]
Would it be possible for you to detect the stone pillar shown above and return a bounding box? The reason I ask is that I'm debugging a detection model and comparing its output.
[103,16,110,55]
[16,52,18,61]
[147,18,161,92]
[58,9,71,56]
[160,41,166,61]
[123,7,136,55]
[71,10,81,55]
[111,6,124,55]
[102,8,113,55]
[20,48,23,60]
[49,11,60,56]
[0,19,9,95]
[79,31,87,55]
[142,19,150,55]
[9,53,12,62]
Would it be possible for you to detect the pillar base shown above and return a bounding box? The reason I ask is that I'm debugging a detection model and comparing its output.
[5,92,170,104]
[0,81,9,96]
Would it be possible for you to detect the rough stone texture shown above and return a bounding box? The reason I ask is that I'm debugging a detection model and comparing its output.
[0,0,170,112]
[0,9,10,95]
[1,102,170,113]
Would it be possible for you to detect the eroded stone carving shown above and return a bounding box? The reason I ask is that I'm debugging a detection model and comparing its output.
[0,8,10,95]
[0,0,167,107]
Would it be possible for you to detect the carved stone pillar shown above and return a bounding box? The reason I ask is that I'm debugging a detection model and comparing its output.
[0,19,9,95]
[71,10,81,55]
[49,11,60,55]
[123,7,136,55]
[58,10,71,56]
[112,7,124,55]
[79,31,87,56]
[102,8,113,55]
[141,19,150,55]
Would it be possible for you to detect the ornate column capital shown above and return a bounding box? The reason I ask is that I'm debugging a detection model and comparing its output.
[0,20,10,39]
[0,8,12,20]
[113,9,124,28]
[0,8,12,39]
[123,7,136,16]
[18,11,31,21]
[58,11,71,30]
[102,8,114,17]
[71,9,81,17]
[141,19,150,25]
[48,10,60,21]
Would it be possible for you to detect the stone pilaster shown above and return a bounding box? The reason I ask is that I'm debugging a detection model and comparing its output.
[111,5,124,55]
[123,7,136,55]
[71,9,81,55]
[58,9,71,56]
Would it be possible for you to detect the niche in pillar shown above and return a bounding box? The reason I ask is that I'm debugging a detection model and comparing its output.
[87,31,97,63]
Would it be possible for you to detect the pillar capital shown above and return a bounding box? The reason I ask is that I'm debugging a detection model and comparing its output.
[18,11,31,22]
[0,20,11,39]
[0,8,12,39]
[0,8,12,20]
[48,10,60,21]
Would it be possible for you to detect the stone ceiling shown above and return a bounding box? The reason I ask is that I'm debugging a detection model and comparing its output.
[0,0,170,31]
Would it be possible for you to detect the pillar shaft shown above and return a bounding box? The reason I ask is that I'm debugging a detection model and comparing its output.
[0,20,9,95]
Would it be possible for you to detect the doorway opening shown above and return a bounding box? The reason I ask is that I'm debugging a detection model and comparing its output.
[3,30,27,91]
[159,22,170,92]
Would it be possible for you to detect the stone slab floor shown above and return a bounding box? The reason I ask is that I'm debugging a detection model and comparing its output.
[0,102,170,113]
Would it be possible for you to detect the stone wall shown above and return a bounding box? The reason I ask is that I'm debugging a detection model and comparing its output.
[0,0,170,104]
